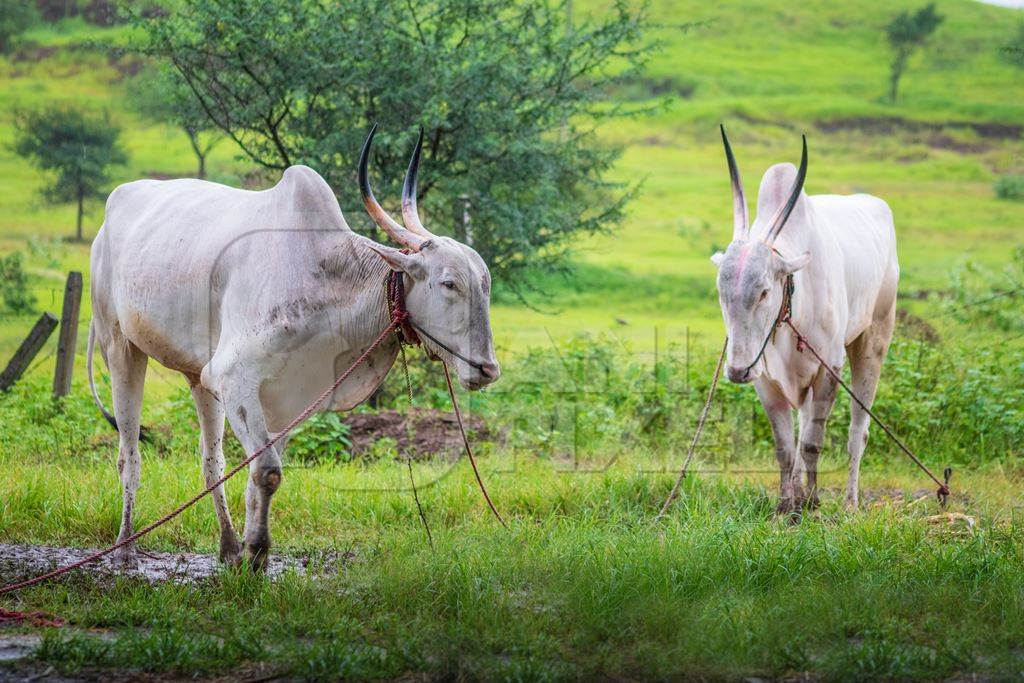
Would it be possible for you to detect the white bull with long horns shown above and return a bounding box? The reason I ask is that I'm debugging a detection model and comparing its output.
[711,127,899,512]
[87,126,500,569]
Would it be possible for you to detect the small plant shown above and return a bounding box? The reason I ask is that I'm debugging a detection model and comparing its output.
[994,174,1024,201]
[288,412,352,464]
[885,3,944,103]
[0,251,34,314]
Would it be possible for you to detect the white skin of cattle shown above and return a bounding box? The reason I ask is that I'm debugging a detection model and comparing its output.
[87,165,499,569]
[712,163,899,513]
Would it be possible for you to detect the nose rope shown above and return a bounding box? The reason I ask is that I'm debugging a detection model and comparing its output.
[741,273,795,378]
[386,270,490,373]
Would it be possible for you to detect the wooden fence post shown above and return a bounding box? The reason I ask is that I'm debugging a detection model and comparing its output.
[0,313,58,392]
[53,271,83,398]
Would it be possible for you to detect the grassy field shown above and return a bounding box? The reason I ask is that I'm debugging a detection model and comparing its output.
[1,0,1023,680]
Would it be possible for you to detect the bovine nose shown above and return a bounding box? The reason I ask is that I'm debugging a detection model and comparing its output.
[726,365,750,383]
[480,361,500,381]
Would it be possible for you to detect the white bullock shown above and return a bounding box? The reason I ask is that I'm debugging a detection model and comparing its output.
[711,127,898,512]
[88,127,500,569]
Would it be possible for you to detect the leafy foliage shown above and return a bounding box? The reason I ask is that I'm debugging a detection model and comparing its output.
[288,412,353,465]
[0,0,38,54]
[885,3,944,103]
[1001,22,1024,68]
[133,0,655,295]
[13,107,127,240]
[945,246,1024,332]
[0,251,33,314]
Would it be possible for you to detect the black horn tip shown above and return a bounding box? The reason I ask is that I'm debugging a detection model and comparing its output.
[358,123,380,197]
[404,127,425,202]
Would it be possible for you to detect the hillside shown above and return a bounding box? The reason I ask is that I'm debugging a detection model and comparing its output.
[0,1,1022,361]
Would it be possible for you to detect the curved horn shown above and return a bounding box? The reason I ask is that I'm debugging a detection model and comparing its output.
[765,135,808,244]
[401,127,434,238]
[358,123,425,251]
[720,124,748,241]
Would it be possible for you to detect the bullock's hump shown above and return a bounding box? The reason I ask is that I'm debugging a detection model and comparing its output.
[274,165,349,231]
[756,162,802,215]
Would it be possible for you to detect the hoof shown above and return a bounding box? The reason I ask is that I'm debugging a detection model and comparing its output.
[775,498,801,524]
[775,497,796,515]
[219,530,243,566]
[803,491,821,511]
[244,542,270,573]
[843,496,859,511]
[112,543,138,568]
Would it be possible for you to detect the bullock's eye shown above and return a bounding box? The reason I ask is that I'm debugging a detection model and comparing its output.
[759,289,769,302]
[441,280,457,291]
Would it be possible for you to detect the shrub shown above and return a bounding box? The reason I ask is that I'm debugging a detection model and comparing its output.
[288,412,353,464]
[0,251,34,314]
[0,0,39,54]
[994,174,1024,201]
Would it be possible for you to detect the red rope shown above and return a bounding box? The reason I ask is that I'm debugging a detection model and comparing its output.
[0,608,64,627]
[442,363,507,528]
[783,319,951,504]
[0,320,399,597]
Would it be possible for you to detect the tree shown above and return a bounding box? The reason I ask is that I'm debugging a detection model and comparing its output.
[1002,23,1024,69]
[0,0,39,54]
[885,3,944,104]
[14,107,127,241]
[127,68,222,178]
[134,0,654,295]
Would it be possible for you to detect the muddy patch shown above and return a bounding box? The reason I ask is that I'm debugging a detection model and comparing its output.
[343,408,499,460]
[0,634,42,663]
[0,544,347,587]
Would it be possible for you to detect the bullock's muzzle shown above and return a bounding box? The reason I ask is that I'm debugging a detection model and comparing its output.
[462,361,500,390]
[727,365,755,384]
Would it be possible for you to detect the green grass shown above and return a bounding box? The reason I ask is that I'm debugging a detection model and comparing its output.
[1,2,1024,679]
[3,440,1023,680]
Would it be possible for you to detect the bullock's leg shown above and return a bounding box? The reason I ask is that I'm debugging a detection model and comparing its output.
[754,380,798,515]
[844,310,896,509]
[107,338,149,563]
[797,368,839,510]
[215,380,283,572]
[189,380,243,565]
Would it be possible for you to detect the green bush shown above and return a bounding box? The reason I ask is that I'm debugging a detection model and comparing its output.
[288,412,352,464]
[0,251,34,314]
[994,174,1024,201]
[0,0,39,54]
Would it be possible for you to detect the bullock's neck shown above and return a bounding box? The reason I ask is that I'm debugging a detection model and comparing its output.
[325,233,402,381]
[771,217,829,327]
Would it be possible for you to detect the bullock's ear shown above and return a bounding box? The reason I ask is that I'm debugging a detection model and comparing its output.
[710,252,725,268]
[368,245,426,278]
[778,250,811,274]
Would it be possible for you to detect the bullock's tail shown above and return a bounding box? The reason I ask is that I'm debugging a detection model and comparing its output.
[87,320,151,443]
[87,320,118,431]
